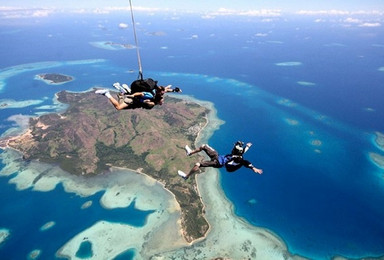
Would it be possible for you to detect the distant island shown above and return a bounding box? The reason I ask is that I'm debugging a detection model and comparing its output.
[369,132,384,169]
[0,228,10,246]
[1,90,210,242]
[374,131,384,151]
[35,73,73,85]
[89,41,135,51]
[104,41,135,49]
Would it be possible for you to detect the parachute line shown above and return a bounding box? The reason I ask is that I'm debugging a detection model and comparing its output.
[129,0,143,80]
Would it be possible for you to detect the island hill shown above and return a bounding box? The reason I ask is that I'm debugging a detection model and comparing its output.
[4,90,210,242]
[35,73,73,84]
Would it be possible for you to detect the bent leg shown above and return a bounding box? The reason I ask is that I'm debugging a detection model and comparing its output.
[108,96,130,110]
[96,89,130,110]
[185,162,202,178]
[183,144,219,179]
[188,145,204,156]
[189,144,217,158]
[185,158,220,178]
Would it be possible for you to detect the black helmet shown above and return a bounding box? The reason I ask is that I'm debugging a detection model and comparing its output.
[235,141,244,147]
[232,141,244,156]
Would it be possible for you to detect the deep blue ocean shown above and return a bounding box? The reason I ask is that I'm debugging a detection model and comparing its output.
[1,12,384,259]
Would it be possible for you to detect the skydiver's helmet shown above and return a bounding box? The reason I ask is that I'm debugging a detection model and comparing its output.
[231,141,244,156]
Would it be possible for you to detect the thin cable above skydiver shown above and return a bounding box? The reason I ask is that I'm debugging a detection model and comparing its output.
[95,0,181,110]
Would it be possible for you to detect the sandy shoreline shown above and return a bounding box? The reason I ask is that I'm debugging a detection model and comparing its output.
[373,132,384,151]
[0,94,299,259]
[0,228,10,246]
[368,132,384,170]
[59,95,299,259]
[34,74,74,85]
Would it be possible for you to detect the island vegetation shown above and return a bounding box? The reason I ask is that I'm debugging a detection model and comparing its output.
[2,90,210,242]
[36,73,73,84]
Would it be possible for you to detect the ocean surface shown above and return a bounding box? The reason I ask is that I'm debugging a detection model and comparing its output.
[1,12,384,259]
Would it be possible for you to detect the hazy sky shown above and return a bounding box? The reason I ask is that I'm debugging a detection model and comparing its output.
[3,0,384,13]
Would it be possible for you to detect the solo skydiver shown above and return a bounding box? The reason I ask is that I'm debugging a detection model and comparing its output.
[178,141,263,180]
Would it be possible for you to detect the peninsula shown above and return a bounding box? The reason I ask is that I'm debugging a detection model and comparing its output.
[35,73,73,84]
[2,90,210,242]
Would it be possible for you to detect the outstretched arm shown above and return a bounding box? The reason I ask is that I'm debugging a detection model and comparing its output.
[243,142,252,154]
[252,167,263,174]
[241,158,263,175]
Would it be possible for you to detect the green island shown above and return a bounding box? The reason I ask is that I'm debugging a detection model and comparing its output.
[4,90,210,242]
[36,73,73,84]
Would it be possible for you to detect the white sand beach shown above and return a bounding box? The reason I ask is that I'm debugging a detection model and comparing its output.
[28,249,41,260]
[373,132,384,151]
[40,221,56,231]
[147,168,305,260]
[369,152,384,169]
[368,132,384,171]
[0,59,105,90]
[0,99,44,110]
[56,167,187,259]
[297,81,316,86]
[275,61,302,66]
[0,228,10,246]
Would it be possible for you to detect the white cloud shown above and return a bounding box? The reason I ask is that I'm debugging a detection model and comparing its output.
[0,7,55,19]
[118,23,129,29]
[31,10,51,17]
[99,6,166,13]
[261,18,275,23]
[0,6,170,19]
[255,33,268,37]
[294,10,383,27]
[1,6,382,20]
[297,10,350,15]
[208,8,281,17]
[71,9,87,14]
[359,22,381,27]
[344,17,361,23]
[341,17,381,27]
[314,18,326,23]
[0,6,16,11]
[296,10,384,16]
